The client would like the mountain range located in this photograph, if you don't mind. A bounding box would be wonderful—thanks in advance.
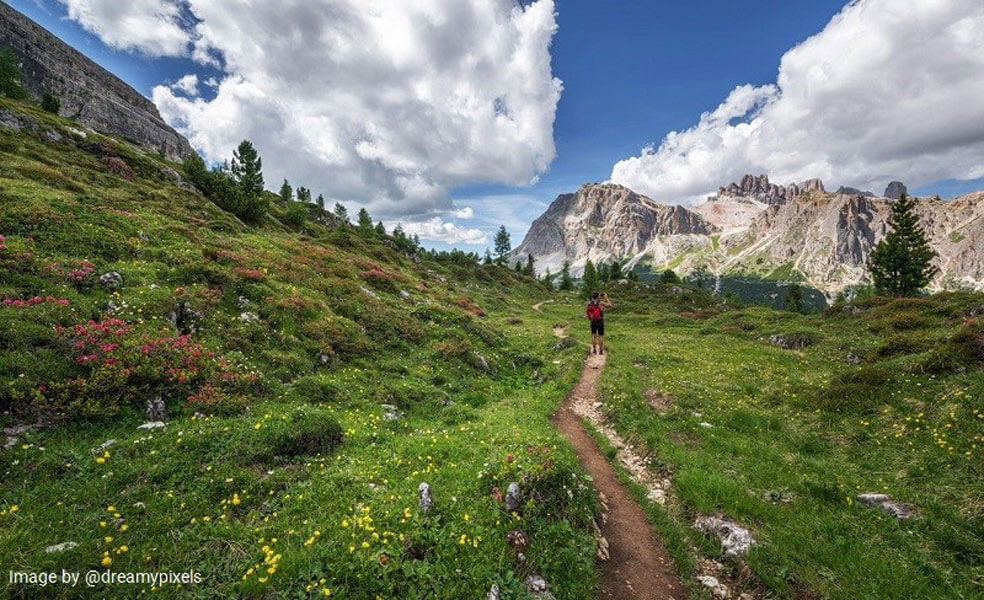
[513,175,984,297]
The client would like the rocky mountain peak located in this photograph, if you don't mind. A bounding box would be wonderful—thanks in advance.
[715,174,825,205]
[884,181,908,200]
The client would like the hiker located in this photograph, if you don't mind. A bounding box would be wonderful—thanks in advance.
[586,291,613,355]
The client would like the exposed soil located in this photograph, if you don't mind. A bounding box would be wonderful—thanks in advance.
[553,353,685,600]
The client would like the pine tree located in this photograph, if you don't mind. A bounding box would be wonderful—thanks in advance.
[582,260,599,299]
[524,253,535,277]
[40,93,60,114]
[559,260,574,291]
[278,179,293,205]
[0,47,28,100]
[598,263,611,282]
[868,194,937,296]
[493,226,511,264]
[316,194,326,210]
[785,283,804,313]
[543,268,553,289]
[483,249,493,266]
[660,269,680,284]
[357,208,373,234]
[375,221,386,236]
[230,140,264,198]
[334,202,349,224]
[609,259,624,281]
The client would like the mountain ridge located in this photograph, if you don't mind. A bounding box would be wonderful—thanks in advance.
[514,176,984,296]
[0,2,193,160]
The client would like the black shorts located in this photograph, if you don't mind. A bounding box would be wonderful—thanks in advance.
[590,319,605,335]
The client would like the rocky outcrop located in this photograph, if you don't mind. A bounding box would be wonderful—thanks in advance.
[0,2,193,160]
[511,183,716,275]
[715,174,825,206]
[884,181,908,200]
[836,186,875,197]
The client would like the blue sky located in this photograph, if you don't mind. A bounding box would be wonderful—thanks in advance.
[7,0,984,251]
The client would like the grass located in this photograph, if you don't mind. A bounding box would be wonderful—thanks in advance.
[0,97,599,598]
[594,291,984,599]
[2,95,983,599]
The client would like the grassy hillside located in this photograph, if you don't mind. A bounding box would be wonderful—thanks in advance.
[0,97,599,598]
[2,95,983,600]
[595,287,984,598]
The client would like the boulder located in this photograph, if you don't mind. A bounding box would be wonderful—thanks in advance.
[525,575,556,600]
[486,585,500,600]
[697,576,729,599]
[98,271,124,290]
[169,301,203,335]
[694,516,756,557]
[418,482,433,515]
[505,482,521,512]
[137,421,166,431]
[769,333,817,350]
[44,542,78,553]
[856,493,913,520]
[239,312,260,323]
[145,395,167,422]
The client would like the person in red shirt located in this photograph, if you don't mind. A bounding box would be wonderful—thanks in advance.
[586,291,613,355]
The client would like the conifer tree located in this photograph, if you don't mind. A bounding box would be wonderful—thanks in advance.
[334,202,349,224]
[493,226,511,264]
[868,194,937,296]
[278,179,293,205]
[524,253,535,277]
[0,47,28,100]
[316,194,326,210]
[483,249,493,266]
[582,260,599,299]
[375,221,386,236]
[230,140,264,197]
[559,260,574,291]
[357,208,373,234]
[785,283,804,313]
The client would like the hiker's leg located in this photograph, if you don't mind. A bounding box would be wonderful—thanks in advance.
[598,334,604,354]
[591,333,597,353]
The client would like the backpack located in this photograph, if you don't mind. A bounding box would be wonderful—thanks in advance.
[586,301,603,322]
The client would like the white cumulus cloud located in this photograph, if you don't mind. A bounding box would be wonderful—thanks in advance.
[62,0,562,220]
[58,0,190,56]
[611,0,984,205]
[398,217,488,246]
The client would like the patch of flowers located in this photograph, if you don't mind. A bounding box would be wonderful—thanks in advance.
[1,295,70,308]
[39,317,260,418]
[44,259,96,286]
[234,267,266,281]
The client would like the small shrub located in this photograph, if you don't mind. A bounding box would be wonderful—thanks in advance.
[283,202,308,229]
[101,156,135,180]
[252,410,343,462]
[817,366,893,414]
[40,93,61,114]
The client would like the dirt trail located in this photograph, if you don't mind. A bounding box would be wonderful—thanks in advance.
[532,299,554,312]
[553,353,685,600]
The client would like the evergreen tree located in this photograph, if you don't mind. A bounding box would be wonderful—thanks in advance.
[296,187,311,204]
[610,259,624,281]
[483,249,493,266]
[278,179,293,205]
[582,260,599,299]
[375,221,386,236]
[40,93,60,114]
[493,225,511,263]
[316,194,326,210]
[524,253,535,277]
[785,283,804,313]
[597,262,611,283]
[660,269,680,284]
[230,140,264,198]
[357,208,373,234]
[559,260,574,291]
[868,194,937,296]
[543,268,553,289]
[627,270,638,282]
[0,47,28,100]
[334,202,349,224]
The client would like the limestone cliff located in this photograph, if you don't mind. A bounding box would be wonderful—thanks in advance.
[0,2,193,160]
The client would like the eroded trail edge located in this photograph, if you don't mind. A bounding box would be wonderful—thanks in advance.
[553,353,685,600]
